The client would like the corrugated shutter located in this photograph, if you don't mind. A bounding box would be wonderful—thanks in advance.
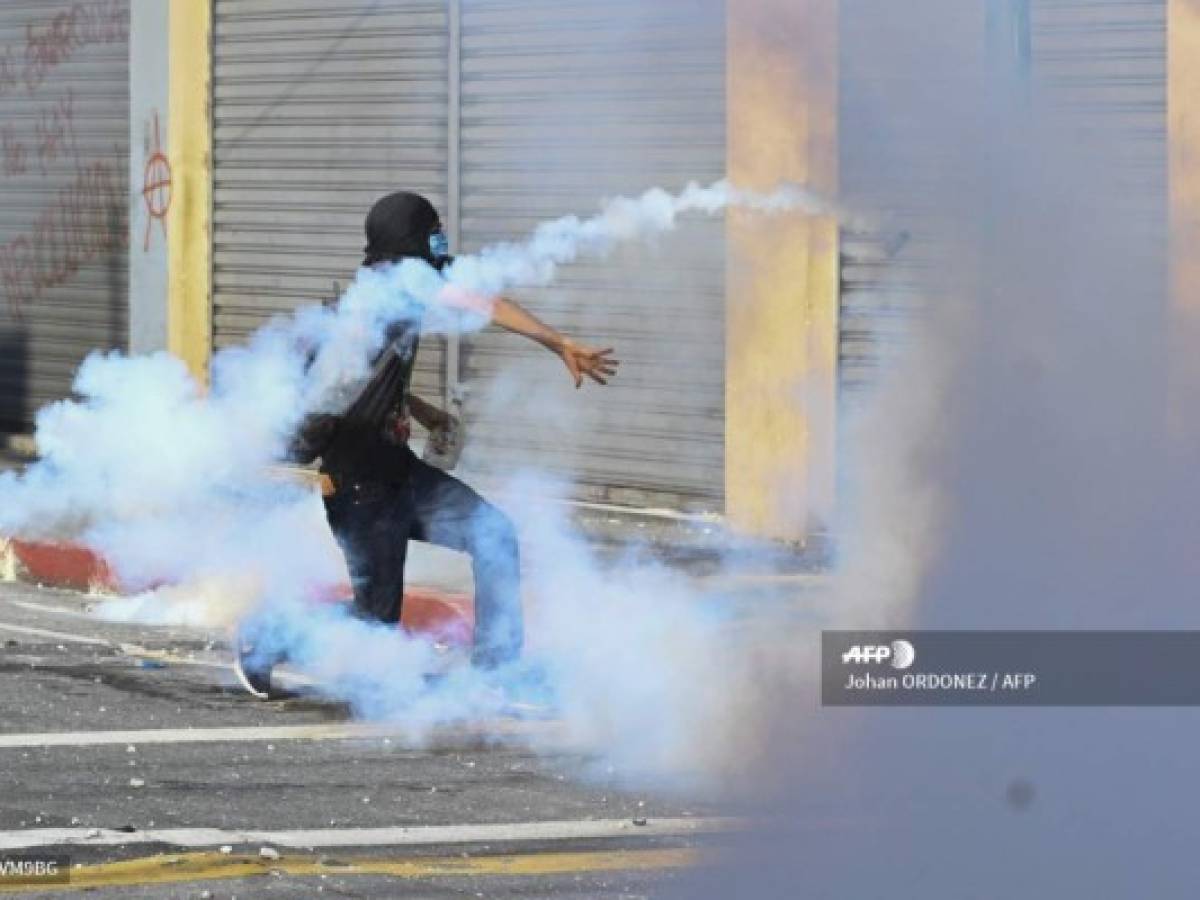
[838,0,1168,407]
[836,0,985,408]
[1029,0,1166,242]
[0,1,130,433]
[457,0,726,511]
[211,0,448,401]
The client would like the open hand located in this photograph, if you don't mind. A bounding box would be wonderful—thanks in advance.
[559,339,619,388]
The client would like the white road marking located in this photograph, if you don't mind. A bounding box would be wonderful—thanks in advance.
[0,719,564,750]
[4,600,218,647]
[0,621,109,646]
[0,611,443,694]
[0,608,239,672]
[0,817,736,851]
[0,723,391,749]
[8,598,103,621]
[0,611,412,702]
[0,615,230,672]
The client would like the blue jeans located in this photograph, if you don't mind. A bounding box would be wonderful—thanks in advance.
[322,449,523,669]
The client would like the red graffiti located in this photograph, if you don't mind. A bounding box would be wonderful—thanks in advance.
[21,1,127,96]
[1,126,28,177]
[142,111,171,252]
[0,5,130,322]
[34,89,76,175]
[0,45,20,99]
[0,153,127,320]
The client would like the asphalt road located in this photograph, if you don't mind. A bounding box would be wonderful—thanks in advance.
[0,580,731,898]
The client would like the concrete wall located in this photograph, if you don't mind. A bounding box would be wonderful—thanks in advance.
[128,0,211,387]
[128,0,170,354]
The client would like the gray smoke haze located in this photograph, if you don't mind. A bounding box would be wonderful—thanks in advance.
[682,1,1200,898]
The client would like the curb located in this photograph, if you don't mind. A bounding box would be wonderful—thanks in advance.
[0,537,474,646]
[7,538,115,593]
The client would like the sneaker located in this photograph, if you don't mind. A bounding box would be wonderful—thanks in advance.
[489,661,558,719]
[232,628,275,699]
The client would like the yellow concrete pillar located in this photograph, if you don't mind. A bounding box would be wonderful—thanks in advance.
[167,0,213,385]
[726,0,839,542]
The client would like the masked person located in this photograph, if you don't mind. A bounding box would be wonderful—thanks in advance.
[234,192,618,698]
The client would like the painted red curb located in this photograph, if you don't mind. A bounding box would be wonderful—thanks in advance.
[4,538,474,646]
[399,587,475,646]
[9,539,116,593]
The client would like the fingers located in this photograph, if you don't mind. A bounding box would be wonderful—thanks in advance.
[576,346,616,361]
[589,350,618,364]
[564,344,619,388]
[576,354,618,386]
[580,361,611,385]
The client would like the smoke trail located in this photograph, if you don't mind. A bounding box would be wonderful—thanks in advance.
[443,180,864,300]
[0,178,840,778]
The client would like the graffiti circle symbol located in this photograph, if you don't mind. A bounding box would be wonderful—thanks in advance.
[143,151,172,219]
[141,111,172,251]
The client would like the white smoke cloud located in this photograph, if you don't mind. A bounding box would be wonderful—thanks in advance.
[0,178,838,782]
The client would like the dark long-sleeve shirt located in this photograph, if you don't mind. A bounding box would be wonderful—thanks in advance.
[291,322,420,486]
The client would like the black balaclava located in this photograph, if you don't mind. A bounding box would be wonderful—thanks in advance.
[362,191,446,268]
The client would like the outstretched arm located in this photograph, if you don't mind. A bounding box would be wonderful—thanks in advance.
[489,296,619,388]
[435,285,619,387]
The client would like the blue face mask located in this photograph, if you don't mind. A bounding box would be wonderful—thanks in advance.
[429,229,450,260]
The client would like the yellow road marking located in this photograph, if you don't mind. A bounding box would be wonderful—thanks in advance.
[0,848,700,893]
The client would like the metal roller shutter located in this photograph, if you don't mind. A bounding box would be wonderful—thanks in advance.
[837,1,988,410]
[0,0,130,434]
[838,0,1167,408]
[456,0,727,511]
[1029,0,1166,243]
[211,0,449,402]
